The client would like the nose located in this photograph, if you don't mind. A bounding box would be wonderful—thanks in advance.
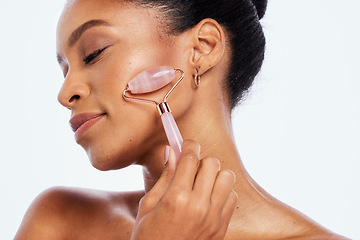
[57,73,90,109]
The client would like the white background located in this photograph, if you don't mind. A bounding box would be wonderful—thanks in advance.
[1,0,359,239]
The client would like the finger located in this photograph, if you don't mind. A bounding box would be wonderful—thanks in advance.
[217,190,238,239]
[169,140,201,191]
[192,157,220,200]
[139,146,176,212]
[197,189,237,240]
[148,146,177,197]
[210,169,236,211]
[220,190,238,228]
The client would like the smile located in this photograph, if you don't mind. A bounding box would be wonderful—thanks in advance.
[70,113,106,141]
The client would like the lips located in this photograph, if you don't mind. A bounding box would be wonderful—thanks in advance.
[70,112,106,133]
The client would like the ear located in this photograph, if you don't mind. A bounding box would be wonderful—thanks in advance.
[189,18,226,76]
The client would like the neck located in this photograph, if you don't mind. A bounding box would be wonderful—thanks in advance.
[136,74,326,239]
[137,87,307,239]
[140,94,255,196]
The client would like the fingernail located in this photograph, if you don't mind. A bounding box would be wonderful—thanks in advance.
[164,145,170,165]
[232,190,238,199]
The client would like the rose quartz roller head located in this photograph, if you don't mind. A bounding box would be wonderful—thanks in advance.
[127,66,176,94]
[123,66,184,161]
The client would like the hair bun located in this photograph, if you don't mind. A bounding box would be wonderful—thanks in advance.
[251,0,268,19]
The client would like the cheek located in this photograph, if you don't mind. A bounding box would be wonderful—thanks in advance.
[85,103,165,170]
[83,63,176,168]
[82,40,193,168]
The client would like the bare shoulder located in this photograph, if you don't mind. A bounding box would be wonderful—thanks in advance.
[282,232,351,240]
[226,192,351,240]
[279,208,352,240]
[14,186,145,240]
[275,204,352,240]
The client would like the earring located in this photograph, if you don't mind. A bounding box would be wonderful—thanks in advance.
[194,69,201,87]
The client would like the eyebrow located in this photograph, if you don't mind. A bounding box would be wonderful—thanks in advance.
[68,19,112,47]
[57,19,112,64]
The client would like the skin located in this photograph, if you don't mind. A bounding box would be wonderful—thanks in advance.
[15,0,350,239]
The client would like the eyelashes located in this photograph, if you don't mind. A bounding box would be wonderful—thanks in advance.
[83,47,108,64]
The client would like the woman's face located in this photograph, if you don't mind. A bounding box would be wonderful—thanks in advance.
[56,0,194,170]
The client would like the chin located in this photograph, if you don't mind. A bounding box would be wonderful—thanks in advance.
[86,147,136,171]
[90,159,117,171]
[89,155,132,171]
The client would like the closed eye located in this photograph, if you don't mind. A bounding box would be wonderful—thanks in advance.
[83,47,107,64]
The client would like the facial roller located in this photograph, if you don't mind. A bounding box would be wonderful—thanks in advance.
[123,66,184,161]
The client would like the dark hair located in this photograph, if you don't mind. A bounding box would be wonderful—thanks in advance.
[128,0,267,109]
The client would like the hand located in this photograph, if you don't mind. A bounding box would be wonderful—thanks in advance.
[131,140,238,240]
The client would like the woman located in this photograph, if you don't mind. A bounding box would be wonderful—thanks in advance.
[14,0,349,239]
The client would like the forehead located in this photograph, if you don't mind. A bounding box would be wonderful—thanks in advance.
[56,0,161,50]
